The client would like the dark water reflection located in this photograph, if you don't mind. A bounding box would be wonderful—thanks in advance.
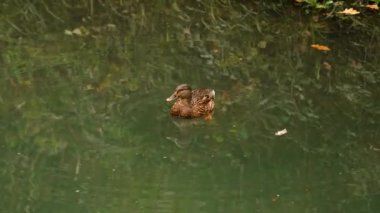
[1,1,380,212]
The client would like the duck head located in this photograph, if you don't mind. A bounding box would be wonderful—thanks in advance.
[166,84,192,102]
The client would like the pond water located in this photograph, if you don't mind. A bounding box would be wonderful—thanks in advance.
[1,1,379,212]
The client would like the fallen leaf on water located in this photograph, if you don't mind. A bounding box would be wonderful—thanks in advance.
[275,129,287,136]
[311,44,331,51]
[366,4,379,10]
[338,8,360,15]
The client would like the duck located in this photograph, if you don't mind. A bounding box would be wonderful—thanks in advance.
[166,84,215,119]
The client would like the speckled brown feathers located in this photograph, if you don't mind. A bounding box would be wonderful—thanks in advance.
[166,84,215,119]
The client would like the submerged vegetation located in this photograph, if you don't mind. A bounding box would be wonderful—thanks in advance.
[0,0,379,212]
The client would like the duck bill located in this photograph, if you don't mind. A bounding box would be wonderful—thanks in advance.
[166,93,176,102]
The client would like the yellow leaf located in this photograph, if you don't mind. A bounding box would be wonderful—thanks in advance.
[338,8,360,15]
[366,4,379,10]
[311,44,331,51]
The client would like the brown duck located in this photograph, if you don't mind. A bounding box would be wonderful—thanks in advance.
[166,84,215,119]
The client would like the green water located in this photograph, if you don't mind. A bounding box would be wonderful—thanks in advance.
[1,1,379,212]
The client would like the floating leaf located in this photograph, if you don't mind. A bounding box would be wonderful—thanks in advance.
[311,44,331,51]
[338,8,360,15]
[275,128,287,136]
[366,4,379,10]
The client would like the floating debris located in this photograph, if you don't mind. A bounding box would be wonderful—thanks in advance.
[366,4,379,10]
[275,128,287,136]
[311,44,331,51]
[338,8,360,15]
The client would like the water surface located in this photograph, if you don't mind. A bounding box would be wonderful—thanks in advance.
[1,1,379,212]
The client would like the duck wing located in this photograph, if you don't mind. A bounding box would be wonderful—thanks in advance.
[191,89,215,117]
[191,89,215,104]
